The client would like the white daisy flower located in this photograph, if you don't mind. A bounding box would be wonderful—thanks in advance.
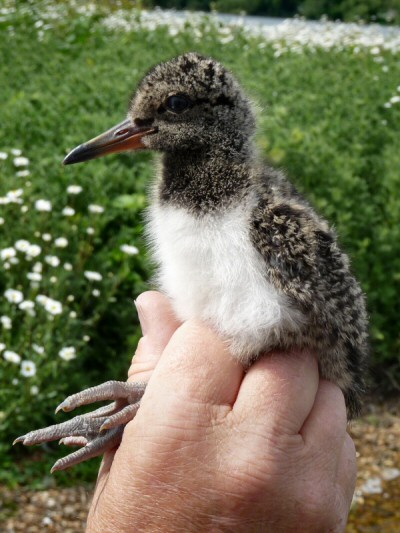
[0,342,5,352]
[35,294,49,305]
[11,149,22,156]
[1,316,12,329]
[0,217,4,225]
[45,255,60,267]
[6,189,24,203]
[64,262,73,271]
[19,300,35,311]
[30,385,39,395]
[88,204,104,214]
[15,239,30,252]
[32,344,45,354]
[59,346,76,361]
[92,289,100,297]
[42,233,52,242]
[27,272,42,282]
[3,350,21,364]
[44,298,62,315]
[13,156,29,166]
[0,197,10,204]
[69,310,77,319]
[33,262,42,273]
[16,169,30,177]
[4,289,24,304]
[35,199,52,212]
[67,184,83,194]
[21,360,36,377]
[86,227,95,235]
[26,244,41,258]
[120,244,139,255]
[1,247,16,261]
[84,270,102,281]
[62,206,75,216]
[0,151,8,160]
[54,237,68,247]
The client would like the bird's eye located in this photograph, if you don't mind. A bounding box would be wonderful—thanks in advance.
[165,95,192,114]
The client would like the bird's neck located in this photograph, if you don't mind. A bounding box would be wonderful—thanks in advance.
[158,146,253,214]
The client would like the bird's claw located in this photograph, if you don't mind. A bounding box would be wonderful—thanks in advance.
[14,380,146,472]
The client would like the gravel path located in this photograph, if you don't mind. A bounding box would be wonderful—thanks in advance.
[1,400,399,532]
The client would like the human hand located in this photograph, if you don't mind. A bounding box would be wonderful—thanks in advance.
[87,291,356,532]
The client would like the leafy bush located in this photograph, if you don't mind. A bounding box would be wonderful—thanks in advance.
[140,0,400,23]
[1,1,399,485]
[210,0,268,16]
[300,0,400,24]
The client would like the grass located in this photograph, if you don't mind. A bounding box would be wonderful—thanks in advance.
[0,1,399,486]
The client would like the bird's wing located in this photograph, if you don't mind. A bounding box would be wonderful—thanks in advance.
[249,197,328,304]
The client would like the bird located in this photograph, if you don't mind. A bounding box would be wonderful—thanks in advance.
[15,52,368,472]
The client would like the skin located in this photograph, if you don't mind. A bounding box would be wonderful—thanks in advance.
[87,291,356,533]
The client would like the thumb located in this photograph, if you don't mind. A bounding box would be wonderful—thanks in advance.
[92,291,180,485]
[128,291,181,382]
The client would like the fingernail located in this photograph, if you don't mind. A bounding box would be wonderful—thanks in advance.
[134,299,147,335]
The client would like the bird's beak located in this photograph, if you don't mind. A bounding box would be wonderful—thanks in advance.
[63,119,157,165]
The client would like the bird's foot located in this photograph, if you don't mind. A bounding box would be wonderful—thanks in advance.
[14,380,146,472]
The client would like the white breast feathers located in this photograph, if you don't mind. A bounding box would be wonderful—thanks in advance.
[147,197,305,364]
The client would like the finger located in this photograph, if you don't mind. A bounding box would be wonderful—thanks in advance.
[93,447,116,492]
[98,448,116,478]
[301,380,347,452]
[123,291,179,466]
[143,320,244,408]
[336,432,357,506]
[88,447,115,531]
[234,350,319,435]
[99,291,180,479]
[128,291,181,382]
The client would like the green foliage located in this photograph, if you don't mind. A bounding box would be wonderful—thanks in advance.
[300,0,400,23]
[139,0,400,23]
[18,0,400,22]
[1,2,399,486]
[210,0,265,16]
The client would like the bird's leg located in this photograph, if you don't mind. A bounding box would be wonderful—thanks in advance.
[14,380,146,472]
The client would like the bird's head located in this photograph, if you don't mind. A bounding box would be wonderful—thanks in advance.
[63,53,256,165]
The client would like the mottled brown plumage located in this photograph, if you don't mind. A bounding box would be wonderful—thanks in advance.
[15,53,368,472]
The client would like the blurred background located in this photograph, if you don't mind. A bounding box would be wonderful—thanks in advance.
[0,0,399,531]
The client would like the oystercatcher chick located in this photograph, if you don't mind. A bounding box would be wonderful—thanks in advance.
[15,53,368,472]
